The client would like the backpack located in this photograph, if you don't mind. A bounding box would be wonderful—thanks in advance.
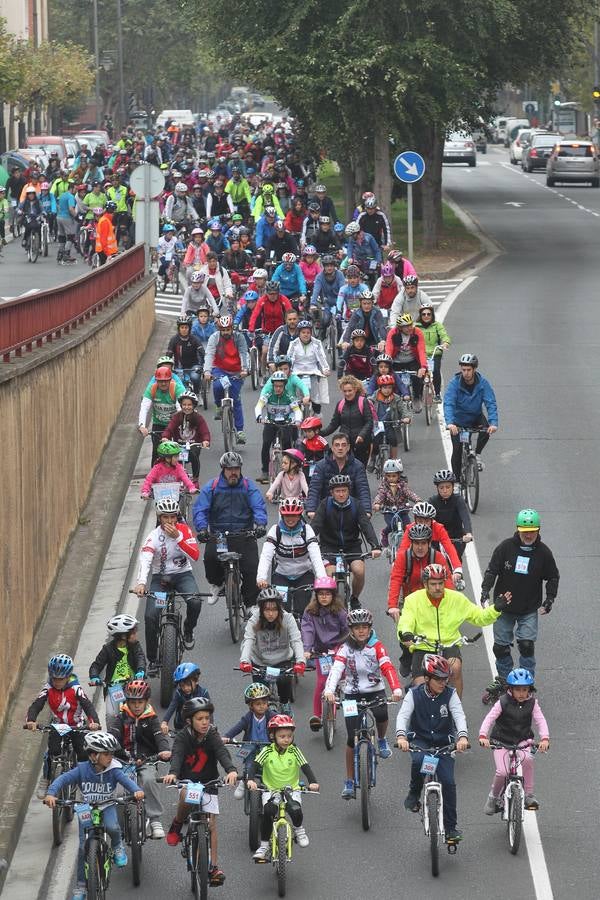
[273,523,307,554]
[403,547,437,583]
[336,395,377,421]
[150,379,176,401]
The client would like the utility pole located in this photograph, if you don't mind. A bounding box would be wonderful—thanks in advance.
[93,0,101,128]
[116,0,126,130]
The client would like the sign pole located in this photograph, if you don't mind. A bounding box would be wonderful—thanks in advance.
[393,151,425,265]
[407,183,413,262]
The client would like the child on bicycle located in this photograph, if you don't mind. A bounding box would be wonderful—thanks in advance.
[366,374,411,471]
[296,416,328,483]
[44,731,143,900]
[428,469,472,562]
[266,448,308,502]
[255,370,303,483]
[161,662,211,734]
[25,654,101,798]
[366,353,404,396]
[372,459,420,547]
[222,683,279,799]
[247,714,319,859]
[108,679,172,839]
[301,576,349,732]
[163,697,238,886]
[478,667,549,813]
[161,391,210,488]
[140,439,197,499]
[88,615,146,716]
[323,607,402,798]
[396,654,469,842]
[338,329,372,380]
[191,304,217,349]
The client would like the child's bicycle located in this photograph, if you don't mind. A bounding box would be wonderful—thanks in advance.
[234,664,297,713]
[407,742,466,876]
[487,739,543,855]
[306,654,343,751]
[343,695,397,831]
[371,420,404,479]
[251,784,319,898]
[226,740,269,850]
[326,549,373,609]
[378,505,412,564]
[120,756,163,885]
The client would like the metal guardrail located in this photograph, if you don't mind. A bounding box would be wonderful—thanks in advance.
[0,245,146,362]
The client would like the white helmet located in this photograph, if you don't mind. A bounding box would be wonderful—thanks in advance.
[175,182,188,193]
[84,731,120,753]
[345,221,360,236]
[383,458,404,475]
[253,268,268,279]
[106,614,138,635]
[155,497,180,515]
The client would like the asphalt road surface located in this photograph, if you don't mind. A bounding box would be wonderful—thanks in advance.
[0,234,83,301]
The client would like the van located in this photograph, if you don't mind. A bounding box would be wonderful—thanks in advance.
[155,109,195,128]
[492,117,509,144]
[25,135,68,163]
[503,118,530,148]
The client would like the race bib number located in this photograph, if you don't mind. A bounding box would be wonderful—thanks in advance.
[373,420,385,436]
[420,755,439,775]
[515,555,530,575]
[220,375,231,390]
[154,592,168,608]
[459,431,470,443]
[75,802,92,824]
[185,783,205,805]
[265,666,281,678]
[180,446,189,463]
[236,746,251,760]
[317,656,332,675]
[277,586,289,604]
[342,699,358,717]
[108,684,125,704]
[153,482,180,502]
[51,723,72,736]
[309,462,316,477]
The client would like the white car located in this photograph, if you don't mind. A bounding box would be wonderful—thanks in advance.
[443,131,476,167]
[509,128,532,164]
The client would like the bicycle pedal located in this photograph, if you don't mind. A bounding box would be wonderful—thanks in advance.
[447,842,458,854]
[254,857,270,864]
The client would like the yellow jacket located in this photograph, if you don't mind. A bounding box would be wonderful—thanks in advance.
[397,588,500,651]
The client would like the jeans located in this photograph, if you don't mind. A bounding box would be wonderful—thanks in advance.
[493,610,539,678]
[393,363,424,400]
[409,752,458,831]
[145,571,201,662]
[212,367,244,430]
[450,415,489,478]
[203,533,259,607]
[77,803,122,883]
[175,367,202,396]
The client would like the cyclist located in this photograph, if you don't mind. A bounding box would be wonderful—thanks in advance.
[323,608,402,797]
[387,525,453,626]
[255,370,303,483]
[239,588,306,715]
[44,731,143,900]
[443,353,498,475]
[396,654,468,842]
[390,274,432,322]
[262,355,310,407]
[181,271,220,318]
[357,195,391,246]
[162,391,210,486]
[156,223,183,282]
[339,290,387,353]
[167,316,204,395]
[296,416,328,482]
[373,459,420,546]
[284,195,307,239]
[203,315,249,442]
[306,431,371,516]
[336,264,369,322]
[386,247,417,281]
[163,698,238,886]
[267,308,300,365]
[300,201,322,248]
[164,181,198,229]
[344,221,382,277]
[287,319,331,413]
[312,216,343,257]
[257,497,326,618]
[272,251,307,307]
[398,501,463,583]
[140,439,197,499]
[367,376,411,469]
[366,353,404,396]
[266,449,308,503]
[480,509,559,694]
[38,181,57,236]
[397,563,512,695]
[416,301,451,402]
[222,684,279,800]
[18,186,43,252]
[372,261,403,320]
[479,668,550,813]
[321,375,373,466]
[299,245,321,294]
[312,474,381,607]
[301,576,349,730]
[338,328,373,379]
[200,252,234,308]
[249,281,292,374]
[193,451,267,608]
[266,219,298,260]
[192,304,218,350]
[429,470,472,562]
[161,662,211,735]
[234,289,261,338]
[312,182,338,221]
[108,679,172,839]
[88,614,146,712]
[385,313,427,412]
[82,180,106,220]
[247,714,319,858]
[310,254,345,333]
[131,497,202,672]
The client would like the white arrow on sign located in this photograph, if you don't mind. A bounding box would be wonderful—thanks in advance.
[505,202,524,207]
[401,158,419,177]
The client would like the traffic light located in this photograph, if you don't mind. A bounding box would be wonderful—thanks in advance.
[553,96,562,107]
[593,86,600,104]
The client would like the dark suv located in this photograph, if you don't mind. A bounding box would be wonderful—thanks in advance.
[521,133,558,172]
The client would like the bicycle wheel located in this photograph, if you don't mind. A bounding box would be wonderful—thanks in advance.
[276,823,287,898]
[79,229,88,257]
[402,421,411,452]
[42,225,48,257]
[465,455,480,513]
[269,444,282,484]
[201,378,209,411]
[159,623,178,707]
[424,380,433,426]
[52,772,68,846]
[86,838,106,900]
[29,231,40,263]
[328,318,337,370]
[127,803,143,886]
[359,742,371,831]
[427,791,440,877]
[375,444,389,479]
[222,403,234,451]
[248,789,262,852]
[171,266,180,295]
[322,696,336,751]
[91,252,101,269]
[193,829,209,900]
[225,568,242,643]
[507,784,523,855]
[250,348,258,390]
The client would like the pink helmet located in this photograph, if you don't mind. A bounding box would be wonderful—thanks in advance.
[282,448,305,465]
[40,181,50,190]
[381,262,395,277]
[313,576,337,592]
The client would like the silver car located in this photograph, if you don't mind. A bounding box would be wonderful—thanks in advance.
[546,141,600,187]
[443,132,476,167]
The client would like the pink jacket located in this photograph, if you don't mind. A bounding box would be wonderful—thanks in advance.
[266,470,308,501]
[183,242,203,267]
[141,461,195,497]
[300,260,321,285]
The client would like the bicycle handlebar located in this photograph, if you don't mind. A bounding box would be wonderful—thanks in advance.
[233,665,295,676]
[488,739,541,752]
[407,742,470,753]
[408,632,482,648]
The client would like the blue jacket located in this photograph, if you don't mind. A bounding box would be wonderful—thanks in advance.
[193,473,267,532]
[341,307,387,344]
[47,759,138,802]
[272,263,307,297]
[311,269,346,308]
[224,707,279,741]
[191,320,217,345]
[255,215,277,250]
[163,683,211,731]
[443,371,498,427]
[39,193,57,215]
[306,450,371,514]
[347,232,381,263]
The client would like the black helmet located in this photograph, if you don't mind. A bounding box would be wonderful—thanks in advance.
[409,523,433,541]
[105,201,117,213]
[182,697,214,720]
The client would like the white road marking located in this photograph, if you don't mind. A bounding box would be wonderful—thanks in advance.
[499,162,600,223]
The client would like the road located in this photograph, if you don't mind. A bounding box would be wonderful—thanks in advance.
[0,235,83,301]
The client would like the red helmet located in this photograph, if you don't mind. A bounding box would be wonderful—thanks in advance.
[300,416,322,430]
[377,374,395,386]
[268,714,296,734]
[422,562,448,583]
[279,496,304,515]
[154,366,172,380]
[422,654,451,679]
[124,679,151,700]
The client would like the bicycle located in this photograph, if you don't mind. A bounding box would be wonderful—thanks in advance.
[405,633,482,689]
[342,695,396,831]
[160,252,182,294]
[271,580,312,625]
[372,420,404,479]
[378,506,412,563]
[486,740,542,855]
[40,214,50,258]
[326,550,373,609]
[120,756,162,885]
[407,742,464,875]
[226,740,269,850]
[204,528,257,642]
[423,347,444,426]
[455,426,485,513]
[240,328,264,390]
[24,217,41,263]
[306,653,343,751]
[211,373,241,451]
[234,664,296,712]
[395,370,420,451]
[177,440,203,485]
[262,420,293,489]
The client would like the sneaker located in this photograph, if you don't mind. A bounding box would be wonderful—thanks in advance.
[214,408,222,420]
[525,794,539,810]
[341,779,355,800]
[36,776,50,800]
[404,792,421,812]
[147,660,158,678]
[253,841,270,861]
[166,819,183,846]
[207,584,224,606]
[378,738,392,759]
[294,826,309,847]
[434,394,442,403]
[208,864,225,886]
[446,828,463,843]
[113,844,128,866]
[366,458,375,473]
[476,454,485,471]
[349,594,361,610]
[484,793,502,816]
[413,399,422,413]
[236,430,247,444]
[149,819,165,839]
[183,624,195,649]
[234,780,245,800]
[72,884,86,900]
[309,716,322,732]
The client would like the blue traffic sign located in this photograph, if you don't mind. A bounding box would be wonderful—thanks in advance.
[393,151,426,184]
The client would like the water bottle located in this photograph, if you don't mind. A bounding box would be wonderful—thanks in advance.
[216,532,227,554]
[335,554,345,574]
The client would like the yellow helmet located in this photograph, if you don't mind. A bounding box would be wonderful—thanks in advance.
[397,313,414,327]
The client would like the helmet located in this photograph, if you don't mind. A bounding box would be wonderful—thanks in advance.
[303,245,317,255]
[422,562,448,582]
[397,313,414,327]
[315,184,326,193]
[271,370,287,382]
[209,218,221,230]
[307,201,320,212]
[329,474,351,489]
[84,731,120,754]
[459,353,478,367]
[176,315,193,328]
[282,252,296,264]
[155,497,180,515]
[182,697,214,719]
[173,662,200,683]
[244,682,271,703]
[266,281,280,293]
[243,290,259,303]
[220,451,243,468]
[322,254,335,265]
[253,268,267,279]
[40,181,50,190]
[377,374,395,386]
[218,315,233,328]
[413,501,437,519]
[92,207,104,216]
[191,227,203,236]
[433,468,456,484]
[175,182,188,193]
[376,353,393,365]
[383,458,404,474]
[516,509,540,531]
[297,319,312,330]
[124,679,151,700]
[348,608,373,627]
[351,329,366,340]
[191,271,205,284]
[403,274,418,286]
[275,355,292,366]
[279,496,304,515]
[381,262,395,277]
[300,416,322,430]
[179,390,198,406]
[362,191,375,201]
[422,654,451,679]
[106,614,138,635]
[105,201,117,213]
[162,223,176,233]
[364,197,377,209]
[274,220,285,230]
[346,265,360,277]
[154,365,172,380]
[334,222,345,233]
[282,448,305,465]
[264,206,276,217]
[157,353,174,367]
[267,714,296,734]
[388,249,403,262]
[258,586,284,605]
[345,222,360,236]
[506,668,535,686]
[409,523,433,542]
[313,576,337,591]
[318,216,330,225]
[48,654,74,678]
[157,440,181,458]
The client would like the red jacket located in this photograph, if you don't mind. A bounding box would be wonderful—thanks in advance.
[385,326,427,369]
[399,521,461,571]
[377,281,401,309]
[162,411,211,445]
[388,548,452,610]
[248,293,292,334]
[284,209,305,234]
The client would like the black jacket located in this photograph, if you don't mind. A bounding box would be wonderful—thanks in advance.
[429,493,472,540]
[306,450,371,513]
[89,640,147,695]
[169,724,236,790]
[110,704,170,758]
[321,394,374,444]
[480,533,559,615]
[312,496,380,552]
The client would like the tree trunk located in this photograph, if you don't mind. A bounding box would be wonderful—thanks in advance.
[373,119,392,224]
[340,158,356,220]
[420,124,444,251]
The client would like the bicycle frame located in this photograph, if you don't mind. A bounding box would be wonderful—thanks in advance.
[353,705,378,789]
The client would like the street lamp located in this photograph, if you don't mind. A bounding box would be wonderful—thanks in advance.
[116,0,126,129]
[92,0,101,128]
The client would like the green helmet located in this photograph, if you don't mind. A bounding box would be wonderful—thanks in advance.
[156,440,181,458]
[156,354,174,367]
[515,509,540,531]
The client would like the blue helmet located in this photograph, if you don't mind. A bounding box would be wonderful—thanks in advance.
[48,654,74,678]
[242,290,259,302]
[209,218,221,230]
[506,668,534,687]
[162,223,176,234]
[173,662,200,684]
[334,222,345,233]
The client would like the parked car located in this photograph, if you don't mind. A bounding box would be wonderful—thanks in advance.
[546,140,600,187]
[26,135,68,163]
[521,133,559,172]
[492,116,509,144]
[509,128,532,164]
[443,131,476,166]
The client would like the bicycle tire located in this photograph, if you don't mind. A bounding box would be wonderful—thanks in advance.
[159,622,178,707]
[250,349,258,390]
[171,267,180,295]
[402,421,411,452]
[52,773,68,846]
[322,696,336,751]
[201,379,209,411]
[329,319,337,370]
[248,788,261,852]
[91,252,101,269]
[29,231,40,263]
[276,822,287,897]
[222,403,234,452]
[424,381,433,426]
[225,567,242,643]
[427,791,440,877]
[195,828,209,900]
[465,455,479,513]
[508,784,523,855]
[376,444,390,480]
[85,838,106,900]
[359,742,371,831]
[42,225,49,257]
[127,803,143,886]
[269,444,282,484]
[160,273,169,293]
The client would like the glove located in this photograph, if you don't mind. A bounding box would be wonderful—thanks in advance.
[89,677,101,686]
[541,599,554,614]
[256,415,262,423]
[197,529,210,543]
[480,591,490,606]
[493,593,510,612]
[254,525,267,538]
[239,661,253,674]
[400,632,414,643]
[293,662,306,676]
[134,671,145,679]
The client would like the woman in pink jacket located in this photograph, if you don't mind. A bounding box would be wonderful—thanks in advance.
[141,440,197,499]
